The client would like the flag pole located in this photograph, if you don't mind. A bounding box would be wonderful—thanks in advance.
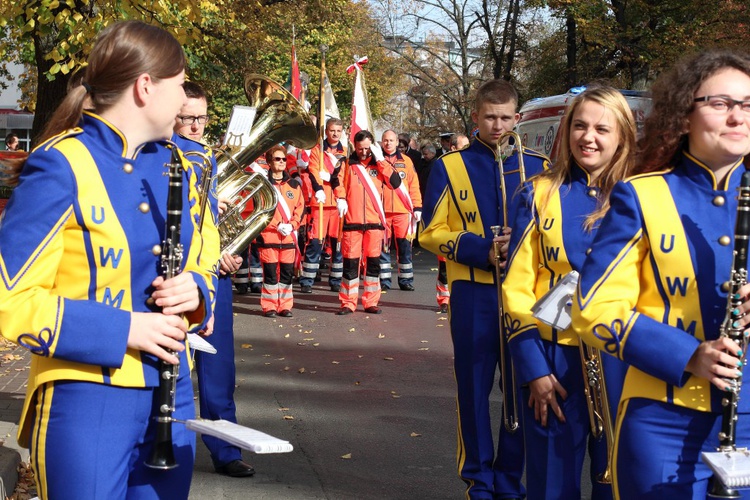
[317,44,328,246]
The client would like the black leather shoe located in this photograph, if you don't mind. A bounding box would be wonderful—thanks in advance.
[279,309,293,317]
[300,285,313,293]
[216,459,256,478]
[264,310,277,317]
[235,284,248,295]
[439,304,449,314]
[330,284,341,292]
[250,285,262,294]
[336,307,353,315]
[381,284,389,292]
[399,283,415,291]
[364,306,382,314]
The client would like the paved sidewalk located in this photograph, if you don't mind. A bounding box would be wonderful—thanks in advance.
[0,341,31,498]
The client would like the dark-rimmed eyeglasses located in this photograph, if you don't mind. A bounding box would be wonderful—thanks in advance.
[272,157,287,162]
[693,96,750,114]
[177,115,210,125]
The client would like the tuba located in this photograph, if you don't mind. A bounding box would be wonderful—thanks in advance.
[190,75,318,256]
[493,130,525,433]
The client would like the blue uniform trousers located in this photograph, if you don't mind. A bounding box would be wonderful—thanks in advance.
[520,343,617,499]
[30,378,195,499]
[195,276,242,468]
[450,281,524,499]
[615,398,750,499]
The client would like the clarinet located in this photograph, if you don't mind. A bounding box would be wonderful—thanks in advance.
[709,169,750,498]
[145,148,184,470]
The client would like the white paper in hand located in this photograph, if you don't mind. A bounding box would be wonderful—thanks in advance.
[702,450,750,488]
[186,419,293,454]
[187,333,217,354]
[531,270,579,330]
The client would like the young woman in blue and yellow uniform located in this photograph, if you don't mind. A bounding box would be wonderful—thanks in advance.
[0,21,218,499]
[503,86,636,499]
[572,50,750,498]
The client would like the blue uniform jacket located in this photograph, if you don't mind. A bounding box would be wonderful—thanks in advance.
[0,112,218,442]
[504,164,599,385]
[420,136,549,288]
[572,152,750,413]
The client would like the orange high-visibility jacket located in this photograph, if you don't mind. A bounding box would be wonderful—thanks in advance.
[381,151,421,214]
[308,140,347,209]
[341,155,401,228]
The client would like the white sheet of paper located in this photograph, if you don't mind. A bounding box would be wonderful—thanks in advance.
[223,105,257,148]
[531,270,579,330]
[187,333,217,354]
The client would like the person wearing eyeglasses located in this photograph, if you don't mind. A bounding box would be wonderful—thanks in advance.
[173,81,256,478]
[572,49,750,498]
[256,145,304,317]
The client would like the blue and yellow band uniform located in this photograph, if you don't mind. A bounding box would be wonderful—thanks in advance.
[0,112,219,499]
[420,136,548,499]
[503,164,626,499]
[572,152,750,499]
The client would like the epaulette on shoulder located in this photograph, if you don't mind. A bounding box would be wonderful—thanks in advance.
[521,146,550,162]
[624,167,674,184]
[39,127,84,152]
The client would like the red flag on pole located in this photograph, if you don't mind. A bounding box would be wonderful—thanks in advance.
[288,44,302,100]
[348,55,374,145]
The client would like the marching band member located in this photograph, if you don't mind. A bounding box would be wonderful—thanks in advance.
[336,130,400,315]
[170,81,256,478]
[572,49,750,498]
[0,21,217,498]
[503,86,636,499]
[379,129,422,291]
[258,145,305,317]
[300,117,347,293]
[420,79,548,500]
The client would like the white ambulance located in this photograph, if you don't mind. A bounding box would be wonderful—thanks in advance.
[516,87,651,161]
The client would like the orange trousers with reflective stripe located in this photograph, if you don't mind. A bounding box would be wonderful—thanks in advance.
[339,229,383,311]
[259,247,295,313]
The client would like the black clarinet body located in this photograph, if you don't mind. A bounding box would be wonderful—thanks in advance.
[145,148,184,470]
[709,169,750,498]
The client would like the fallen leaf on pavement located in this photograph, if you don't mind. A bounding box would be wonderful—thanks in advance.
[332,361,340,364]
[283,415,294,420]
[383,357,394,361]
[348,328,356,332]
[378,333,385,339]
[298,367,306,373]
[241,344,252,349]
[410,432,422,437]
[341,453,352,459]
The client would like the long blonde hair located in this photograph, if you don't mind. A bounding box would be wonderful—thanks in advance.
[535,85,637,230]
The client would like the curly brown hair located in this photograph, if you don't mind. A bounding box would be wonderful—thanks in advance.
[637,49,750,174]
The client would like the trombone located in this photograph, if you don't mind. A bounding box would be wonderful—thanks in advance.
[492,130,525,434]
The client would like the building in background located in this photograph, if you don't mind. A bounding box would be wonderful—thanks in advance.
[0,62,33,151]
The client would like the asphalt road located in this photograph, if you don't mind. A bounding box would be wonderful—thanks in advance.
[188,247,594,499]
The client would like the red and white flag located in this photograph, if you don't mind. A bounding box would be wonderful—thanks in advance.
[348,56,374,145]
[286,42,302,100]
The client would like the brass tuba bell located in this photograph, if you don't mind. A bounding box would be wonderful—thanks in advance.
[193,75,318,257]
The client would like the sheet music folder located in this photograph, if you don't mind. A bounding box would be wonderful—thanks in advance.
[702,450,750,488]
[186,419,293,454]
[531,270,579,330]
